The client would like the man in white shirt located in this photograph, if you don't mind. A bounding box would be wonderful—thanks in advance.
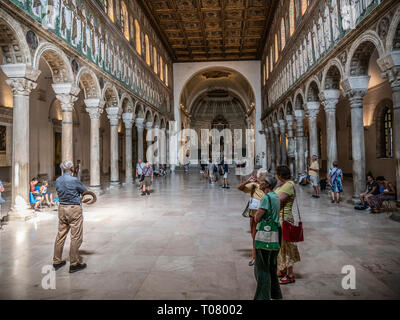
[136,159,146,187]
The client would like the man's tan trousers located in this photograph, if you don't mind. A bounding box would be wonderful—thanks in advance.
[53,204,83,266]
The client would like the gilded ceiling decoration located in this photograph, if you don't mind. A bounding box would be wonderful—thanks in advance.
[139,0,279,62]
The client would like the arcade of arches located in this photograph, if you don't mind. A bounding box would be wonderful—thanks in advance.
[0,0,400,300]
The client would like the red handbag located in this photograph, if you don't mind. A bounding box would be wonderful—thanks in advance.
[281,183,304,242]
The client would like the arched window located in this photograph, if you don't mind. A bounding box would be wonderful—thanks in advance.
[160,56,164,81]
[289,0,295,36]
[281,18,286,49]
[274,34,279,62]
[165,64,168,86]
[270,47,273,72]
[301,0,308,15]
[266,56,269,80]
[383,106,393,158]
[145,35,150,65]
[153,47,158,73]
[120,1,129,40]
[105,0,114,22]
[135,19,141,54]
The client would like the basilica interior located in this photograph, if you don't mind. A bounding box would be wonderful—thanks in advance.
[0,0,400,300]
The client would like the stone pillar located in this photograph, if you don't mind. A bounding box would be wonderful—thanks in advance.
[306,101,320,159]
[278,119,287,165]
[145,121,153,163]
[122,113,134,184]
[286,115,296,177]
[273,122,281,166]
[85,98,104,192]
[263,128,270,172]
[135,118,145,161]
[153,124,160,168]
[342,76,370,199]
[106,107,121,185]
[267,127,276,174]
[0,64,40,214]
[378,53,400,202]
[160,128,167,165]
[295,109,306,176]
[52,83,80,162]
[320,90,340,170]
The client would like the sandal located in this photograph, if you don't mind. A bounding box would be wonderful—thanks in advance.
[277,272,286,278]
[279,275,295,284]
[248,259,255,266]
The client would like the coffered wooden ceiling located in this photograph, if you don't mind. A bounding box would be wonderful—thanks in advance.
[139,0,279,62]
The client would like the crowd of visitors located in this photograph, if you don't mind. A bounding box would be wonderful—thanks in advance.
[199,158,231,188]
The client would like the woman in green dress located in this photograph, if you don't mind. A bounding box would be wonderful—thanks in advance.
[275,165,300,284]
[254,175,282,300]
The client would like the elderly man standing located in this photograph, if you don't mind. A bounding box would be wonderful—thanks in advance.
[53,160,88,273]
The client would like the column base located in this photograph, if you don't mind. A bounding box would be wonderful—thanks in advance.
[110,181,120,187]
[7,206,37,221]
[89,185,104,196]
[170,164,176,172]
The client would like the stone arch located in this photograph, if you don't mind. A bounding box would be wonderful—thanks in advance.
[321,58,344,90]
[0,8,32,64]
[135,103,145,118]
[160,118,166,129]
[286,100,294,115]
[33,42,74,83]
[345,31,385,77]
[144,108,153,123]
[278,105,285,119]
[305,77,320,102]
[293,88,305,106]
[76,67,101,99]
[153,113,160,127]
[120,92,134,112]
[102,82,119,108]
[385,3,400,52]
[295,92,305,110]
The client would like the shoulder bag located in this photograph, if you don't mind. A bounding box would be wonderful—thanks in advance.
[281,182,304,242]
[254,194,280,250]
[140,167,149,182]
[242,184,256,218]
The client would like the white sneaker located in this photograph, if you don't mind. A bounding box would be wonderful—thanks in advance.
[365,206,371,211]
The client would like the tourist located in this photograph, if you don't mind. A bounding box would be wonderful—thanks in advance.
[141,162,154,196]
[74,160,81,180]
[253,175,282,300]
[220,159,229,189]
[136,159,145,180]
[29,177,43,211]
[53,160,88,273]
[0,179,5,205]
[40,180,55,207]
[355,174,379,210]
[309,155,320,198]
[367,176,396,213]
[275,165,300,285]
[328,161,344,204]
[237,168,268,266]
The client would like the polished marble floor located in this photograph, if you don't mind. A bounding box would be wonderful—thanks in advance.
[0,170,400,300]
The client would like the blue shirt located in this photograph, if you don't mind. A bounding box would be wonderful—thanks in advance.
[56,173,88,205]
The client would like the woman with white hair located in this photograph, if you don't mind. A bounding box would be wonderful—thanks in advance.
[237,168,268,266]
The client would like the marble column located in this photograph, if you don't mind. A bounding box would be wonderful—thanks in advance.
[320,90,340,169]
[267,127,276,174]
[273,122,281,166]
[52,83,80,162]
[154,124,160,167]
[342,76,369,199]
[306,101,320,158]
[135,118,145,161]
[286,115,296,177]
[278,119,287,165]
[378,53,400,201]
[145,121,153,163]
[106,107,121,185]
[160,128,167,165]
[1,64,41,213]
[295,109,306,176]
[263,128,270,172]
[122,113,134,184]
[85,98,104,192]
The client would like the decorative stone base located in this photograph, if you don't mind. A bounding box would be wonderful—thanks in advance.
[109,181,121,188]
[6,208,37,221]
[89,186,104,196]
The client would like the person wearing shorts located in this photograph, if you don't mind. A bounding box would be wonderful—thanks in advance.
[141,162,153,196]
[309,155,320,198]
[221,160,229,189]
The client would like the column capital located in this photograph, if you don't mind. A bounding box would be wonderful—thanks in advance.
[377,51,400,87]
[85,98,104,120]
[286,115,295,127]
[278,119,286,133]
[294,109,305,120]
[305,101,320,119]
[272,122,279,134]
[341,76,369,100]
[135,117,145,130]
[122,112,134,129]
[145,122,153,130]
[106,107,121,126]
[1,64,41,96]
[319,89,340,113]
[53,83,80,110]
